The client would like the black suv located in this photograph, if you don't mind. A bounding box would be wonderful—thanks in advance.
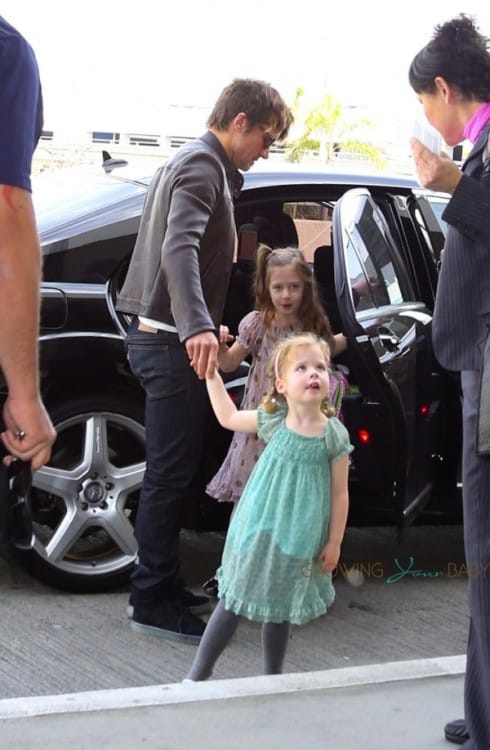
[13,161,459,592]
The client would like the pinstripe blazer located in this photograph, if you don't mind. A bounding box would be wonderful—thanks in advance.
[432,121,490,372]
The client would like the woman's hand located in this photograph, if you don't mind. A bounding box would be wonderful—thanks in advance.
[410,138,462,194]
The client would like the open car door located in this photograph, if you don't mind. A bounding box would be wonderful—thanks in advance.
[332,188,444,525]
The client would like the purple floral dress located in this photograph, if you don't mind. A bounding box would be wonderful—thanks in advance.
[206,311,303,504]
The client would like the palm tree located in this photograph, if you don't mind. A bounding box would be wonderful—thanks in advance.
[286,88,386,168]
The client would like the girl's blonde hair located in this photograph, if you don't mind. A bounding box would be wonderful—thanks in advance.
[262,333,335,417]
[254,244,334,348]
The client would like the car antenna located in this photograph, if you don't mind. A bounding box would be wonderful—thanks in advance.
[102,150,128,173]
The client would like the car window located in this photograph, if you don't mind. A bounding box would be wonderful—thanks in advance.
[335,190,414,312]
[43,231,138,284]
[33,171,147,245]
[239,190,413,315]
[343,195,403,310]
[283,202,332,263]
[425,196,448,235]
[284,197,406,309]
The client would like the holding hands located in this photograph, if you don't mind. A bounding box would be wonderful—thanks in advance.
[186,326,235,379]
[186,331,220,380]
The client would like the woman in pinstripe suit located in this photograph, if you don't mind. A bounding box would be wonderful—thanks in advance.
[409,14,490,749]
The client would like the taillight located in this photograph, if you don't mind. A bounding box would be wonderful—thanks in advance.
[358,428,371,445]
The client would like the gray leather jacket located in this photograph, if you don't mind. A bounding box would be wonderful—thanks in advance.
[117,132,242,342]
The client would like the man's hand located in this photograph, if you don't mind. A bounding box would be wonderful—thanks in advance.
[186,331,219,379]
[410,137,462,194]
[1,394,57,470]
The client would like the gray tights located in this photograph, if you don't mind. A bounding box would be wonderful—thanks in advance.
[185,598,291,681]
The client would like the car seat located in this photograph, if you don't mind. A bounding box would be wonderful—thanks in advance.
[253,209,299,249]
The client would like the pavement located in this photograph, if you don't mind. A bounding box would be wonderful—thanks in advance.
[0,654,466,749]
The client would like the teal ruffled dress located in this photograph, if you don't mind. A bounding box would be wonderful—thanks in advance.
[216,405,353,625]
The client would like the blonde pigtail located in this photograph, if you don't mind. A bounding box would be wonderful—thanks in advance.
[321,398,336,418]
[262,384,285,413]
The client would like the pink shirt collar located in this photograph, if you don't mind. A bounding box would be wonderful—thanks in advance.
[463,102,490,144]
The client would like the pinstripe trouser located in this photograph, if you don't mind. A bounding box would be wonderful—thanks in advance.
[461,370,490,749]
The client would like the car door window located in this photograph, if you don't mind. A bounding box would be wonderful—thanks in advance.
[342,194,405,311]
[411,193,448,264]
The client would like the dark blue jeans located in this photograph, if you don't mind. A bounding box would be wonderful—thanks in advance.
[125,321,209,603]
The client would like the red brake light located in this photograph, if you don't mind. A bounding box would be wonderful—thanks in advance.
[358,429,371,445]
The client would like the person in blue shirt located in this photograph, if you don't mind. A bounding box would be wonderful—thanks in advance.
[0,16,56,470]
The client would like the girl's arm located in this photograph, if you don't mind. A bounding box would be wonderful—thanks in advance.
[218,339,248,372]
[332,333,347,356]
[206,369,258,433]
[319,454,349,573]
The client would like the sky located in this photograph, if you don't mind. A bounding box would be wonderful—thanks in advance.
[2,1,490,143]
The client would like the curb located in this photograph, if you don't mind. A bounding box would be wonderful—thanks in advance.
[0,654,466,721]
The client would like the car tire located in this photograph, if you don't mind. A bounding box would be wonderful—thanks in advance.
[12,388,145,592]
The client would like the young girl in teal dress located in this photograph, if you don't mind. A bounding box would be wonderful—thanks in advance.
[186,333,352,680]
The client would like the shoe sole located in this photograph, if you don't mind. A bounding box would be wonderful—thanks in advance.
[126,601,212,619]
[130,619,203,645]
[443,733,468,746]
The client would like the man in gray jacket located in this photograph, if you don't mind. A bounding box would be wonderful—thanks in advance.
[117,79,293,643]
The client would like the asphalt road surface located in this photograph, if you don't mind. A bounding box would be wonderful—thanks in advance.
[0,523,468,700]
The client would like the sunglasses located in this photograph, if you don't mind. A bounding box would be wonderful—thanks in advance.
[259,127,276,150]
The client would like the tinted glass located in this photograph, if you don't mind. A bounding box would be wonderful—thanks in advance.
[340,194,404,310]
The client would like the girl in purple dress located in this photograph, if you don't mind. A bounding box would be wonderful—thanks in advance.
[203,244,347,595]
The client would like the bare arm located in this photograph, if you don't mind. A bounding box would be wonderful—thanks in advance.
[332,333,347,356]
[0,185,56,469]
[319,453,349,572]
[218,339,248,373]
[206,369,258,433]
